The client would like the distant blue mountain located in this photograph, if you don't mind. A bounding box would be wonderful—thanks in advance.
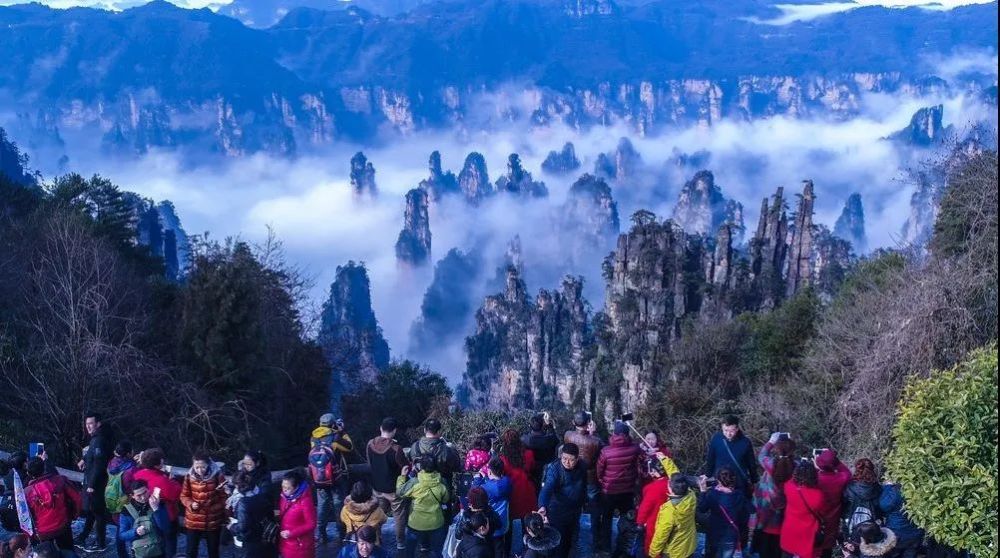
[0,0,995,156]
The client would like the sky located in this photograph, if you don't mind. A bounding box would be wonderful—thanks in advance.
[0,0,994,16]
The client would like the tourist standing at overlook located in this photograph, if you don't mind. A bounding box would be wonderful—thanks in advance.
[698,468,753,558]
[595,421,641,556]
[780,460,827,558]
[704,416,757,496]
[815,450,851,558]
[180,451,228,558]
[133,448,182,558]
[521,414,560,490]
[279,469,317,558]
[562,411,603,552]
[25,456,81,553]
[77,412,115,552]
[648,474,697,558]
[366,418,409,555]
[537,443,587,558]
[753,433,797,558]
[309,414,353,545]
[410,419,462,491]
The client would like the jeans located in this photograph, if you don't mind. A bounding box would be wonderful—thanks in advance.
[164,520,178,558]
[316,486,344,540]
[712,541,739,558]
[185,529,221,558]
[586,483,602,552]
[375,490,409,549]
[597,492,634,553]
[406,526,446,558]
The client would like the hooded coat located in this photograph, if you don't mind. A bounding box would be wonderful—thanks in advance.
[597,434,641,495]
[396,470,449,532]
[842,481,882,535]
[522,524,561,558]
[816,463,852,548]
[410,437,462,485]
[878,484,923,543]
[648,492,697,558]
[366,436,407,495]
[180,462,227,531]
[133,468,183,523]
[637,456,679,556]
[340,496,388,543]
[278,483,317,558]
[25,473,82,539]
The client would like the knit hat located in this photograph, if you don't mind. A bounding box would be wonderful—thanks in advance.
[613,421,629,436]
[815,449,840,471]
[319,413,335,427]
[356,525,377,544]
[467,486,489,510]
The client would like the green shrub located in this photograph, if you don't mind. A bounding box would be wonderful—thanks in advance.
[885,344,998,558]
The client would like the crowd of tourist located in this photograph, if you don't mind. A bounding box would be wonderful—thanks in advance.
[0,411,933,558]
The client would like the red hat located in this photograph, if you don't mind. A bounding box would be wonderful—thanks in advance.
[816,449,840,471]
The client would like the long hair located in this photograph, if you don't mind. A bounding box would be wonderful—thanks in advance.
[500,428,525,469]
[717,467,737,489]
[793,460,819,488]
[772,438,797,485]
[853,458,879,484]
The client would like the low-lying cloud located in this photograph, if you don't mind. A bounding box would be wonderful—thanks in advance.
[12,71,998,383]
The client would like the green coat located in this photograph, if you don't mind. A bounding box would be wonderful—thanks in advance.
[396,471,448,531]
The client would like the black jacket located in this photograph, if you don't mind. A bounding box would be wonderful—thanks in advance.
[83,425,114,490]
[231,492,273,544]
[842,481,883,535]
[522,525,562,558]
[457,532,495,558]
[521,429,560,484]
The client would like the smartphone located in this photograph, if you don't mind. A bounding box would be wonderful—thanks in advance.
[29,442,44,458]
[152,487,162,499]
[620,412,635,422]
[813,448,828,458]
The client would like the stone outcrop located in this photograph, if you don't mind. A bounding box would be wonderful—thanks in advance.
[419,151,460,201]
[786,180,816,297]
[458,152,493,205]
[460,179,856,416]
[495,154,548,198]
[318,262,390,403]
[834,193,866,253]
[672,170,745,241]
[560,173,621,268]
[891,104,948,146]
[460,265,591,410]
[594,137,641,184]
[541,142,581,175]
[350,151,378,198]
[395,187,432,266]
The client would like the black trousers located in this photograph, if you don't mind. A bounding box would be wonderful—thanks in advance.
[186,529,222,558]
[597,492,634,553]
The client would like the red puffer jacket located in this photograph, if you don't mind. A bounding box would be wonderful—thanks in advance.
[25,473,82,539]
[596,434,641,495]
[133,468,183,522]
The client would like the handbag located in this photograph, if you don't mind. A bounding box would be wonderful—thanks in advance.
[259,517,280,545]
[795,485,827,549]
[443,516,461,558]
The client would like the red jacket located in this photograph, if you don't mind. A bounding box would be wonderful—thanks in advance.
[596,434,641,495]
[133,468,183,522]
[500,454,537,520]
[25,473,82,539]
[279,486,317,558]
[816,463,851,548]
[780,480,826,558]
[636,477,670,556]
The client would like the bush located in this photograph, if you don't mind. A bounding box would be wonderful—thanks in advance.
[885,344,998,558]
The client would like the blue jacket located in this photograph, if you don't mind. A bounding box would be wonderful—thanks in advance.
[119,502,171,545]
[698,488,754,544]
[538,462,586,527]
[879,484,924,542]
[704,432,758,488]
[472,475,512,537]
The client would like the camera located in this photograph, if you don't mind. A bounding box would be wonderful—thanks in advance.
[813,448,828,458]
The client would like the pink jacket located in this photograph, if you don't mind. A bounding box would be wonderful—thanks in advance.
[464,449,491,473]
[279,485,316,558]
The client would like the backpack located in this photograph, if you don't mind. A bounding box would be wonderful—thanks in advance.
[308,445,344,487]
[125,504,163,558]
[105,471,128,514]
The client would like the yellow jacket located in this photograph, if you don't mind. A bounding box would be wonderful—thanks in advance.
[648,491,697,558]
[310,426,353,453]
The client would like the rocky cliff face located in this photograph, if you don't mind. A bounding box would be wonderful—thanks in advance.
[672,170,745,241]
[458,152,493,205]
[594,137,641,185]
[559,173,621,268]
[460,265,591,410]
[318,262,390,403]
[419,151,460,201]
[350,151,378,198]
[541,142,581,175]
[130,195,190,281]
[834,193,866,254]
[495,154,548,198]
[395,187,432,266]
[891,104,948,146]
[460,180,856,415]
